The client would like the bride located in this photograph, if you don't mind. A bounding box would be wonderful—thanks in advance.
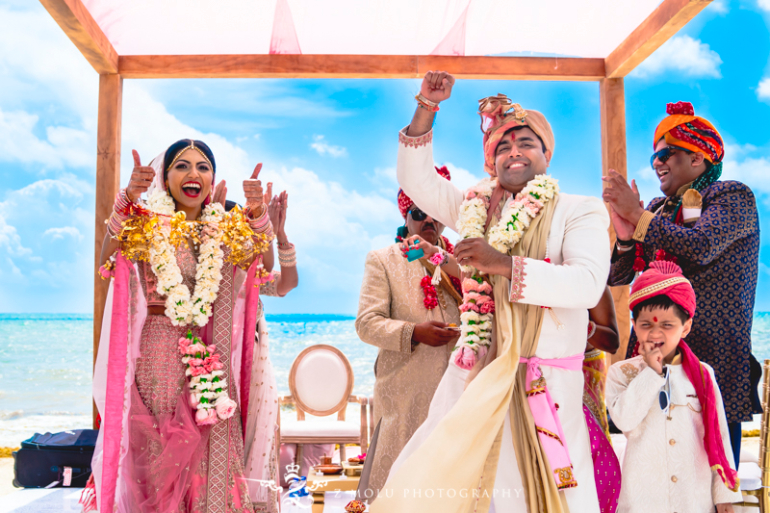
[86,139,279,513]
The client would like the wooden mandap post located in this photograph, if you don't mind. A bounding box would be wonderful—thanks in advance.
[599,77,631,364]
[93,73,123,427]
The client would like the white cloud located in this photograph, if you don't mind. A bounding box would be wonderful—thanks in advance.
[0,214,31,257]
[710,0,728,13]
[0,108,92,170]
[44,227,83,241]
[757,78,770,101]
[310,135,348,158]
[442,163,485,192]
[265,166,399,249]
[759,0,770,11]
[633,36,722,79]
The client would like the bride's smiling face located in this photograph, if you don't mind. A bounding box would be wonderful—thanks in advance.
[165,149,214,212]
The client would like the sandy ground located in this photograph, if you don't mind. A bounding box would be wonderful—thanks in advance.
[0,458,16,497]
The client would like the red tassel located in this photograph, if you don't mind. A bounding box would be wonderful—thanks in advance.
[666,101,694,116]
[79,474,97,512]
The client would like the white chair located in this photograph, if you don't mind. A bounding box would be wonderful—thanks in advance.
[278,345,369,466]
[737,359,770,512]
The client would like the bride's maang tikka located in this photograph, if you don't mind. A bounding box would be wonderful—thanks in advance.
[166,140,214,171]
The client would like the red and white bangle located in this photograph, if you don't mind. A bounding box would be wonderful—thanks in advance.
[278,242,296,267]
[587,320,597,340]
[246,207,274,238]
[106,189,133,237]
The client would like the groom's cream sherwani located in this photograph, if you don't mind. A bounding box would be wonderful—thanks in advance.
[383,128,611,512]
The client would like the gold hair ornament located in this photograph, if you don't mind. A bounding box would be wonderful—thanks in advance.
[166,140,213,171]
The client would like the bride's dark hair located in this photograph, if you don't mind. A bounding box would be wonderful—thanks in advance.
[163,139,216,184]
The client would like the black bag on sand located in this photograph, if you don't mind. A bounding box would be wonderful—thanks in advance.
[12,429,98,488]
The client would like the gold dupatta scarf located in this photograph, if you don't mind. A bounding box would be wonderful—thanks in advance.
[371,195,564,513]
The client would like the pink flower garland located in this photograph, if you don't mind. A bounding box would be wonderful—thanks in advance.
[178,330,237,425]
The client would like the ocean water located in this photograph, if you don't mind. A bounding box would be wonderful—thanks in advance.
[2,313,769,447]
[0,313,377,447]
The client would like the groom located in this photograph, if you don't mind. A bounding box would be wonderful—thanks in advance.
[370,73,611,513]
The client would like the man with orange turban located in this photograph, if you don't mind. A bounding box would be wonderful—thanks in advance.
[603,101,761,466]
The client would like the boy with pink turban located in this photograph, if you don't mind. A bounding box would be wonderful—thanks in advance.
[606,261,742,513]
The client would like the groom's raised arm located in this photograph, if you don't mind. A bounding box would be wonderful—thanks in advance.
[396,71,464,232]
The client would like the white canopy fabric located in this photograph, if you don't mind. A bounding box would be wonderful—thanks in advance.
[82,0,663,58]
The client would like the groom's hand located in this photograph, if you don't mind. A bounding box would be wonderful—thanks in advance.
[454,238,512,277]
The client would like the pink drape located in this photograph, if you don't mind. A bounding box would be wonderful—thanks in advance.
[520,353,584,489]
[100,252,131,513]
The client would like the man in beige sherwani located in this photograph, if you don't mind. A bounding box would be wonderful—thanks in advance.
[355,166,462,500]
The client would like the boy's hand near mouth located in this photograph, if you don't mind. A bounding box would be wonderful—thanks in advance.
[639,339,664,375]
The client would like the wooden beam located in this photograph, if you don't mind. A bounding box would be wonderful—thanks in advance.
[93,74,122,426]
[605,0,712,78]
[39,0,118,74]
[118,54,606,81]
[599,77,631,363]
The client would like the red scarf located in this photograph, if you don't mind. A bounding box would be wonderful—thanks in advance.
[678,339,739,491]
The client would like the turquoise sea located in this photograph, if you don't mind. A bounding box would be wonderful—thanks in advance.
[2,312,769,447]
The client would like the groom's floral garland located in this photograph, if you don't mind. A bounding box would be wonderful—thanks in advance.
[452,175,559,370]
[117,189,271,425]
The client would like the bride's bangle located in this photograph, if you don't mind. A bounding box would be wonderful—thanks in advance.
[278,242,296,267]
[107,189,133,237]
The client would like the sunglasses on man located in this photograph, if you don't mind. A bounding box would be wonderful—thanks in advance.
[409,207,429,222]
[650,145,692,169]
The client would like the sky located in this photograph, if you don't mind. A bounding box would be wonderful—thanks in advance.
[1,0,769,314]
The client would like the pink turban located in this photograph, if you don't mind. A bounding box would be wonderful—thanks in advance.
[629,261,696,318]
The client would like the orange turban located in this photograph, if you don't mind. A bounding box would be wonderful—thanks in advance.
[653,102,724,164]
[478,94,555,176]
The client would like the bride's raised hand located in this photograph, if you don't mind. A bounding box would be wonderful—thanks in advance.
[243,163,271,217]
[126,150,155,202]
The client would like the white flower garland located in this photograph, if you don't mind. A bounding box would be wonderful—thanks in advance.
[145,189,235,425]
[146,189,225,327]
[452,174,559,370]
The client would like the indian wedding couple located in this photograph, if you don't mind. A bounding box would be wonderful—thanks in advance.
[87,69,759,513]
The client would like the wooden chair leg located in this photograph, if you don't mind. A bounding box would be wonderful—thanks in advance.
[297,443,304,473]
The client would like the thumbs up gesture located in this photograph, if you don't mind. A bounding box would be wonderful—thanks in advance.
[243,163,272,218]
[126,150,156,202]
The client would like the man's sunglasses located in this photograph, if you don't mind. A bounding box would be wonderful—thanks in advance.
[650,145,692,169]
[409,207,429,222]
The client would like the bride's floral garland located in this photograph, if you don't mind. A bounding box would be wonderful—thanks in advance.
[179,330,236,425]
[117,189,272,425]
[146,189,226,327]
[452,175,559,370]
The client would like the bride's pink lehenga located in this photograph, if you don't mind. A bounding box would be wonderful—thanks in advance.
[125,245,255,512]
[90,241,278,513]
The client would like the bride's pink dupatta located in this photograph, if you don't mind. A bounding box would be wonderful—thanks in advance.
[91,252,266,512]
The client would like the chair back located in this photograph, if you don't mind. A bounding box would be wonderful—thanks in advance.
[761,359,770,491]
[289,344,354,418]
